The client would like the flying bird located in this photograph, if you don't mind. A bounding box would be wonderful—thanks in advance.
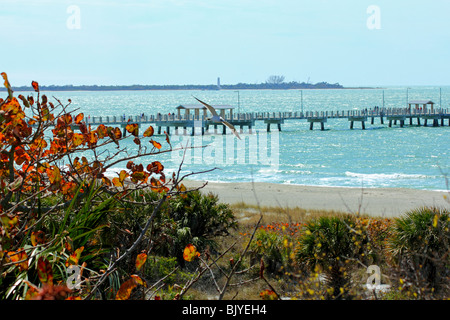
[194,97,241,140]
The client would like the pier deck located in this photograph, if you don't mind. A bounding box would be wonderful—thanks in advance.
[82,107,450,136]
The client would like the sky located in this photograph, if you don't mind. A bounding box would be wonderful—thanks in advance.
[1,0,450,87]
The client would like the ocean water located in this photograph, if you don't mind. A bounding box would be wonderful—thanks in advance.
[19,87,450,191]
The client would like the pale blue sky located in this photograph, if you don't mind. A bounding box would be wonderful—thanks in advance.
[1,0,449,86]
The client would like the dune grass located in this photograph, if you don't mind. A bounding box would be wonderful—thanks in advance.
[229,201,378,227]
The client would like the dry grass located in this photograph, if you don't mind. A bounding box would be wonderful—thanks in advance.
[183,202,362,300]
[229,201,375,228]
[185,200,393,300]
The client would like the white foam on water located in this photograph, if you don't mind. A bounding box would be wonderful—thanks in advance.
[345,171,429,181]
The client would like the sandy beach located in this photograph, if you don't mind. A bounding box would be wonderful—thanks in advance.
[184,180,449,218]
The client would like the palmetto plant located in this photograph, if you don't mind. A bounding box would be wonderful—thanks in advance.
[388,207,450,297]
[296,215,367,299]
[160,190,237,265]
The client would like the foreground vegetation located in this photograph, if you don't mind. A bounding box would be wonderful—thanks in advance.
[0,73,448,300]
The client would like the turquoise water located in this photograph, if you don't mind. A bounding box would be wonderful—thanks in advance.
[20,87,450,191]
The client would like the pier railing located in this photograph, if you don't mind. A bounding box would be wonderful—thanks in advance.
[78,107,449,134]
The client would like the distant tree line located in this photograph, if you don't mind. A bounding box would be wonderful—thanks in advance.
[2,80,343,92]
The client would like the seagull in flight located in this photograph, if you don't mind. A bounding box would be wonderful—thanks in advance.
[194,97,241,140]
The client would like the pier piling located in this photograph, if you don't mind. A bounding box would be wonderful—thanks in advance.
[76,107,449,137]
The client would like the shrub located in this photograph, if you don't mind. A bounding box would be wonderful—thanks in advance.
[364,218,393,266]
[387,207,450,298]
[104,189,237,268]
[250,223,300,275]
[296,215,369,299]
[0,73,177,300]
[157,191,237,266]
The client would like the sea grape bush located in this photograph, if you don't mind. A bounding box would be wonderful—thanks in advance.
[0,73,185,299]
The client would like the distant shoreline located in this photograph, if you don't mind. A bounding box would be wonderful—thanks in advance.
[1,81,355,92]
[3,86,381,92]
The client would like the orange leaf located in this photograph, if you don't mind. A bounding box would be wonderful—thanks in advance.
[25,285,39,300]
[113,127,122,139]
[150,139,162,150]
[115,275,146,300]
[46,166,62,184]
[135,253,147,271]
[130,274,146,287]
[87,131,98,146]
[78,122,87,134]
[260,289,277,300]
[61,181,77,197]
[72,133,84,147]
[177,183,187,193]
[18,94,31,108]
[75,113,84,124]
[31,81,39,92]
[63,114,73,125]
[183,244,200,262]
[96,124,107,139]
[119,170,129,183]
[112,177,123,187]
[102,176,112,187]
[37,257,53,285]
[7,249,28,271]
[143,126,154,137]
[116,279,136,300]
[1,72,11,94]
[125,123,139,136]
[65,246,84,267]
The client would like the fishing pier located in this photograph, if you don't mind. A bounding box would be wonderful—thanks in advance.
[84,101,450,137]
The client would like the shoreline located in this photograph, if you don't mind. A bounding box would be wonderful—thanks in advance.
[183,180,449,218]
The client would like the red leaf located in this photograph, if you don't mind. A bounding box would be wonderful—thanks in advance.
[164,131,171,146]
[146,161,164,174]
[126,161,134,170]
